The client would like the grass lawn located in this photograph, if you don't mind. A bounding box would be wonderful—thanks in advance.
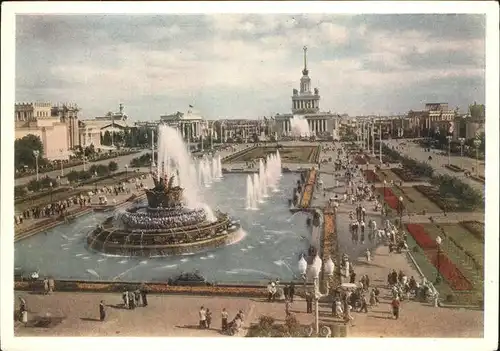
[437,224,484,264]
[376,169,401,182]
[421,224,483,304]
[225,146,320,164]
[390,186,442,214]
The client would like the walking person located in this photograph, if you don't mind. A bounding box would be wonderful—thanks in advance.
[306,293,313,314]
[221,308,229,332]
[289,282,295,303]
[199,306,206,328]
[206,308,212,329]
[283,284,289,301]
[48,278,55,294]
[391,297,400,319]
[18,296,28,326]
[43,277,49,295]
[99,300,106,321]
[129,291,136,310]
[122,290,129,309]
[285,299,291,317]
[140,287,148,307]
[365,248,371,262]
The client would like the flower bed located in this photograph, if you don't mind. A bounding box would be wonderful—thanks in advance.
[425,251,473,291]
[354,154,369,165]
[445,164,463,173]
[14,280,268,297]
[413,185,460,211]
[390,167,418,181]
[363,170,380,183]
[459,221,485,241]
[321,208,338,287]
[406,224,437,249]
[378,187,399,210]
[300,169,317,208]
[406,224,473,291]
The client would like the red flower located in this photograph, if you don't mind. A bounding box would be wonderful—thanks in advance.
[426,251,473,291]
[406,224,437,249]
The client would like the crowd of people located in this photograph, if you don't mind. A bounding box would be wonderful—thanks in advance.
[198,306,245,335]
[14,195,92,226]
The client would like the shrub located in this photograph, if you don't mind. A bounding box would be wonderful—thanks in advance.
[108,161,118,172]
[258,315,276,329]
[15,186,28,198]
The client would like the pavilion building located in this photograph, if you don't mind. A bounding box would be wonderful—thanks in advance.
[273,46,340,139]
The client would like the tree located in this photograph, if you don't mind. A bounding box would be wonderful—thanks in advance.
[96,164,109,176]
[15,134,44,169]
[66,170,80,183]
[108,161,118,172]
[84,144,96,157]
[101,131,112,146]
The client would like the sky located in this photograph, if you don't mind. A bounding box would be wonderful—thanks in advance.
[15,14,486,120]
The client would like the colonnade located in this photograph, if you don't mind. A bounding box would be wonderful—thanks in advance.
[281,118,328,133]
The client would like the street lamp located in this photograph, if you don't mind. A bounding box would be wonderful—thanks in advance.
[473,138,481,176]
[297,254,334,335]
[59,148,65,177]
[33,150,40,181]
[435,236,442,284]
[94,171,98,192]
[366,161,369,172]
[398,196,404,228]
[49,181,53,203]
[125,164,129,176]
[446,135,453,165]
[458,138,466,170]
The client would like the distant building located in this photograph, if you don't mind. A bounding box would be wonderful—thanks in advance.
[51,103,80,150]
[212,118,268,142]
[15,102,70,161]
[79,103,132,149]
[273,46,340,139]
[160,108,206,141]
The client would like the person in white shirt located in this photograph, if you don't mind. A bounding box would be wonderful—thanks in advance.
[199,306,207,329]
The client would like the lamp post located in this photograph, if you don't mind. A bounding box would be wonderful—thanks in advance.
[379,121,383,163]
[33,150,40,181]
[94,171,98,193]
[49,182,53,203]
[473,138,481,176]
[366,161,369,172]
[446,135,453,165]
[82,156,87,172]
[458,138,465,170]
[59,148,65,177]
[371,122,375,156]
[398,196,403,228]
[125,164,128,176]
[382,180,387,217]
[435,236,442,284]
[297,254,334,335]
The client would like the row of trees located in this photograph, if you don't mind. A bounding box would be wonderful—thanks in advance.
[66,161,118,183]
[383,145,483,209]
[431,174,484,210]
[382,144,434,178]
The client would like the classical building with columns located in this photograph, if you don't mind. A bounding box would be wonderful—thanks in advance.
[273,46,340,139]
[160,108,206,141]
[15,102,70,161]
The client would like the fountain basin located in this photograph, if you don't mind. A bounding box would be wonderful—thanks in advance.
[87,210,241,257]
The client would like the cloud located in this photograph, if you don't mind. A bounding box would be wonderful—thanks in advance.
[15,14,485,119]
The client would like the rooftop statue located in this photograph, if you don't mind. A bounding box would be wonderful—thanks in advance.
[146,174,184,208]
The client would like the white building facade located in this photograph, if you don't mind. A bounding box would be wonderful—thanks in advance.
[273,46,340,139]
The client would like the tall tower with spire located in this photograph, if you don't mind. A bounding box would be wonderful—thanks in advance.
[292,46,320,114]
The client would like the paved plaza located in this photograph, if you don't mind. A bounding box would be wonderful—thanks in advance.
[12,141,485,338]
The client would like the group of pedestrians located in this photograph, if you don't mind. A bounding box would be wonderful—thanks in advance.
[121,288,148,310]
[198,306,244,335]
